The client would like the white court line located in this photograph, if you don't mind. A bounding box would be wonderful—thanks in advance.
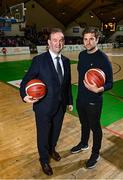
[106,53,123,56]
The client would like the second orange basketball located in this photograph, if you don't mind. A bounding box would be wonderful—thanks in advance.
[84,68,106,88]
[26,79,47,99]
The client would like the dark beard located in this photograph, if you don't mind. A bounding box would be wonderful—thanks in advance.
[87,46,97,54]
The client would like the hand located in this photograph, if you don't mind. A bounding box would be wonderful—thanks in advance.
[68,105,73,111]
[23,95,40,103]
[83,80,104,93]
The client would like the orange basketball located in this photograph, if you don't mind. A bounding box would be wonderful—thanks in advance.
[84,68,106,88]
[26,79,46,99]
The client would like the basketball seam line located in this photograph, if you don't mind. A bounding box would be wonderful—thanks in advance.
[25,82,46,92]
[87,69,105,82]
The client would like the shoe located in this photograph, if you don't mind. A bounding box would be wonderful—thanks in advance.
[71,142,89,154]
[86,153,100,169]
[41,163,53,176]
[51,151,61,161]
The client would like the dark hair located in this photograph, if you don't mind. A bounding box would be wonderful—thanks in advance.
[48,28,64,40]
[82,26,101,39]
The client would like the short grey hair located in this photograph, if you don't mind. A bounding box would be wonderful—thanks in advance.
[49,28,64,40]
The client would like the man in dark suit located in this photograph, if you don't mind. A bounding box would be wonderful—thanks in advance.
[20,28,73,176]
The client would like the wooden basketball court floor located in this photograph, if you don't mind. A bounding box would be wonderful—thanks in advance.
[0,48,123,179]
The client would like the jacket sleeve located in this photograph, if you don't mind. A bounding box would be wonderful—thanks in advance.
[103,57,113,91]
[66,58,73,105]
[19,56,40,100]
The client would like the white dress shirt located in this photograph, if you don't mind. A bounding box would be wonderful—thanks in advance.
[49,49,64,76]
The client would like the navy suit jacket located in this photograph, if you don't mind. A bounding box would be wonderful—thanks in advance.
[20,51,73,114]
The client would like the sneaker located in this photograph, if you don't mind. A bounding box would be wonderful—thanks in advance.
[86,153,100,169]
[71,142,89,154]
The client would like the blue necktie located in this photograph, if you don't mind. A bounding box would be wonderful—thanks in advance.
[56,56,63,84]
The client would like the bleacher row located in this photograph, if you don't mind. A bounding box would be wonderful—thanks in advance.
[0,36,31,47]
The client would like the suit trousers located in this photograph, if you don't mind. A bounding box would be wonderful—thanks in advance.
[34,103,64,163]
[77,100,103,154]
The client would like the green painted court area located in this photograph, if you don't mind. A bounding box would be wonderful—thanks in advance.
[0,60,31,81]
[0,60,77,81]
[0,60,123,127]
[72,82,123,126]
